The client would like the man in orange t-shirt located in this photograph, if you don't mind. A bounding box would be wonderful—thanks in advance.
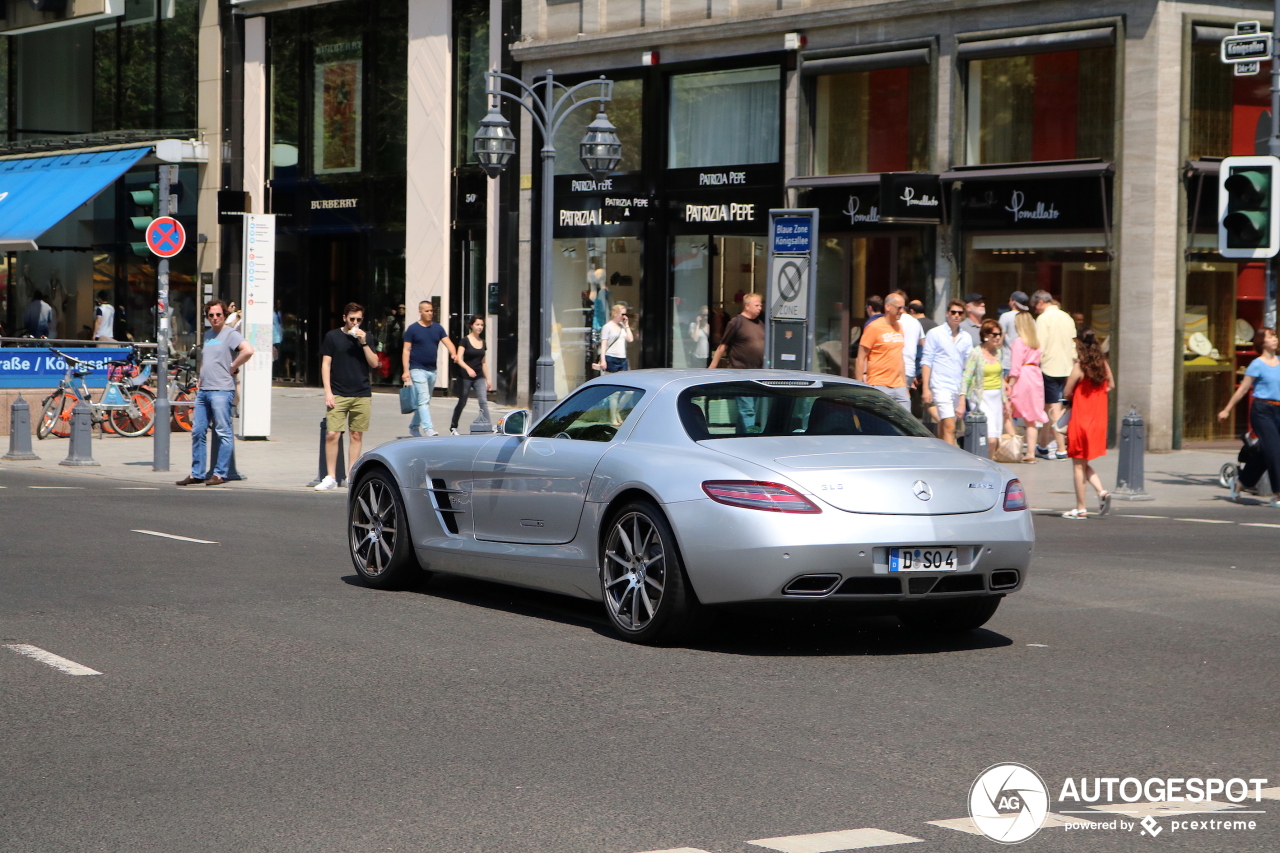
[856,292,909,411]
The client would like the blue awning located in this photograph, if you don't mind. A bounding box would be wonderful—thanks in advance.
[0,147,152,251]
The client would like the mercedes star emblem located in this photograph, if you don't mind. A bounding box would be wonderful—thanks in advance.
[912,480,932,501]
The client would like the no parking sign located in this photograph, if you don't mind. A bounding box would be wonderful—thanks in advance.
[145,216,186,258]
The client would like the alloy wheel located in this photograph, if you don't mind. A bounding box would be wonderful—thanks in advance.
[602,511,668,631]
[350,478,399,577]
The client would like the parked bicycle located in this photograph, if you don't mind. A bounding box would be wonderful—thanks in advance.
[37,347,157,439]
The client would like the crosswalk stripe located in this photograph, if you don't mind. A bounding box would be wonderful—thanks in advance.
[747,829,922,852]
[928,813,1082,836]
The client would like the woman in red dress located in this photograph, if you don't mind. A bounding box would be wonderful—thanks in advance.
[1061,329,1114,519]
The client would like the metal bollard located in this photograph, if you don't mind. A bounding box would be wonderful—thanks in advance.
[59,402,100,467]
[963,407,990,458]
[469,416,493,435]
[1113,407,1154,500]
[204,423,245,481]
[3,394,40,460]
[305,417,344,487]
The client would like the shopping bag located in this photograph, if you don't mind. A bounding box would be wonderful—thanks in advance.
[993,433,1024,464]
[399,384,417,414]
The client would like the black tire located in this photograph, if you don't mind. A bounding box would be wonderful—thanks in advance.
[898,595,1002,633]
[109,390,156,437]
[37,391,69,440]
[348,469,423,589]
[599,500,701,644]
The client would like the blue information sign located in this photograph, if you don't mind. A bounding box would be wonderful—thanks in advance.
[0,348,132,389]
[772,216,813,254]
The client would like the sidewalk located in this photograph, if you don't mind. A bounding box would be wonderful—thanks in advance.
[0,389,1248,509]
[0,387,514,491]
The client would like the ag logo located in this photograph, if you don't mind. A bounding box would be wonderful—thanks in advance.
[968,763,1049,844]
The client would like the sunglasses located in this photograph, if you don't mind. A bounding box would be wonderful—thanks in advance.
[947,310,964,316]
[984,333,1003,340]
[207,311,223,317]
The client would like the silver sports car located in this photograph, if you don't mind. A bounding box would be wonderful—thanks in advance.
[347,369,1034,643]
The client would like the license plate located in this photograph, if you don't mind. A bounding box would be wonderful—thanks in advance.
[889,547,959,572]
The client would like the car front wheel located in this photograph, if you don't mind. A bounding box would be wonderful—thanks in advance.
[898,595,1002,633]
[349,470,423,589]
[600,501,699,644]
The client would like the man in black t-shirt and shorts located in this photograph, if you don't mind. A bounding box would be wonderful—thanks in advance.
[316,303,380,491]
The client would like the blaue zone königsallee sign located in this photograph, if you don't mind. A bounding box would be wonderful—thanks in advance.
[0,348,132,389]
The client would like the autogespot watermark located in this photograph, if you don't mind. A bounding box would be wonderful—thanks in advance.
[967,764,1269,844]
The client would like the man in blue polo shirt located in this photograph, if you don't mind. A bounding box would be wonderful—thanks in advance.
[401,300,457,436]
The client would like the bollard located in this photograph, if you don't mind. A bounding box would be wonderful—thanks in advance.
[963,406,990,458]
[3,394,40,460]
[304,417,344,488]
[1113,407,1154,501]
[469,415,493,435]
[59,402,100,467]
[203,423,245,481]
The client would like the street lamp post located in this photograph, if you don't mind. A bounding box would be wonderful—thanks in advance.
[473,69,622,420]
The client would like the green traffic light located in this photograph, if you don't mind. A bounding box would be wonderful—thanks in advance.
[129,216,154,231]
[129,242,150,255]
[1224,169,1270,204]
[130,189,157,207]
[1224,209,1269,242]
[1223,165,1273,249]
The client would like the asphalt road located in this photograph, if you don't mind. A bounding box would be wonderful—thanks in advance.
[1,467,1277,853]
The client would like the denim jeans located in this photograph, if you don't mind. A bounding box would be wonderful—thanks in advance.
[191,389,234,478]
[408,368,437,431]
[451,376,491,430]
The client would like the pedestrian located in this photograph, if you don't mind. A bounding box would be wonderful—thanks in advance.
[921,299,974,446]
[176,298,254,487]
[1218,327,1280,507]
[225,301,242,331]
[962,319,1012,444]
[690,304,711,364]
[1032,290,1076,459]
[1060,328,1114,519]
[709,293,764,370]
[316,303,380,491]
[449,315,494,435]
[23,290,53,338]
[908,300,937,334]
[93,291,116,342]
[863,294,884,329]
[892,289,925,392]
[401,300,457,437]
[1007,310,1048,463]
[999,290,1030,371]
[960,292,985,346]
[597,303,634,373]
[857,292,909,411]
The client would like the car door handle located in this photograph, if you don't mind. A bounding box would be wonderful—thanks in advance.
[519,519,545,528]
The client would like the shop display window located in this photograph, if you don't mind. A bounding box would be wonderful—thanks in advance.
[551,237,644,396]
[810,65,930,175]
[965,47,1115,164]
[1188,43,1270,158]
[668,67,780,169]
[671,236,766,368]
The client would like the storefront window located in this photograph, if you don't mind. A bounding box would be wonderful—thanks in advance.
[1188,43,1270,159]
[668,67,780,169]
[670,235,765,367]
[550,236,644,396]
[812,66,930,174]
[453,0,489,167]
[90,0,199,134]
[555,78,644,175]
[965,48,1114,164]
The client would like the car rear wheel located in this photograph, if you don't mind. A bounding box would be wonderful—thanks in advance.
[600,501,700,645]
[898,595,1002,633]
[349,470,423,589]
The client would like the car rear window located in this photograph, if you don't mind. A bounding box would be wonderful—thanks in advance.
[678,381,933,440]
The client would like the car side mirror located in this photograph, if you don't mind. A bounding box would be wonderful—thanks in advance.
[500,409,530,436]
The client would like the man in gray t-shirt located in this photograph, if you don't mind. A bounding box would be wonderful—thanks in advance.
[178,298,254,486]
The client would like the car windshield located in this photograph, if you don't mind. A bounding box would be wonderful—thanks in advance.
[531,384,646,442]
[678,381,933,440]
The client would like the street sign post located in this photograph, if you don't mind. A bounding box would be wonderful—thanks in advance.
[764,209,818,370]
[151,167,179,473]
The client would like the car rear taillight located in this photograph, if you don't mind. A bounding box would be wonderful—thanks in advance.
[702,481,821,513]
[1003,479,1028,511]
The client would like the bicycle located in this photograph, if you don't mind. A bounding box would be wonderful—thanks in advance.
[167,356,198,432]
[37,348,157,439]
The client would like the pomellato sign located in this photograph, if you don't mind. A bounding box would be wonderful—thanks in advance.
[956,178,1110,230]
[798,172,943,231]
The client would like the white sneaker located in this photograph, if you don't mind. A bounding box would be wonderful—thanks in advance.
[426,429,439,437]
[450,428,460,435]
[315,476,337,491]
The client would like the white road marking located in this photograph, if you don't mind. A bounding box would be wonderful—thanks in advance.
[119,487,160,490]
[747,829,922,852]
[1027,643,1049,647]
[928,813,1096,835]
[4,644,101,676]
[28,486,84,490]
[1124,515,1168,519]
[1242,522,1280,529]
[1259,786,1280,800]
[1174,518,1233,524]
[1085,799,1241,818]
[132,529,219,545]
[631,849,712,853]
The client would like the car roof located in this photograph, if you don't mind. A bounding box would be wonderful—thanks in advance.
[578,368,865,396]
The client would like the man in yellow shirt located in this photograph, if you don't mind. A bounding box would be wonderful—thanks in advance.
[1032,290,1077,459]
[857,293,909,411]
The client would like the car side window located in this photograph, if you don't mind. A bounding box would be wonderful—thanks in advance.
[530,385,646,442]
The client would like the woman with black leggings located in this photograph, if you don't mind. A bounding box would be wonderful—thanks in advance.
[450,315,494,435]
[1219,326,1280,507]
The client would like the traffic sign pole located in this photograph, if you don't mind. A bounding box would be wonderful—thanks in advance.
[152,165,175,473]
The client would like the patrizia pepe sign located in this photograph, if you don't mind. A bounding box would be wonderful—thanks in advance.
[957,178,1110,230]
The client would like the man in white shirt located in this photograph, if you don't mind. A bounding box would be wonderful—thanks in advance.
[93,291,116,341]
[921,299,974,446]
[891,289,925,415]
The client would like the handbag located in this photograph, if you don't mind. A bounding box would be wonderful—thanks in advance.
[399,384,417,414]
[993,433,1024,464]
[1055,403,1072,432]
[377,352,391,379]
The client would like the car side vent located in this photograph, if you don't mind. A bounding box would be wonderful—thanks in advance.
[933,574,986,593]
[431,478,460,534]
[990,570,1020,590]
[835,577,902,595]
[907,576,938,595]
[782,574,841,596]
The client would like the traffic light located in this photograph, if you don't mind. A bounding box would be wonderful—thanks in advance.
[1219,155,1280,258]
[128,183,159,255]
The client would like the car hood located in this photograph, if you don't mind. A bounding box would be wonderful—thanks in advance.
[698,436,1003,515]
